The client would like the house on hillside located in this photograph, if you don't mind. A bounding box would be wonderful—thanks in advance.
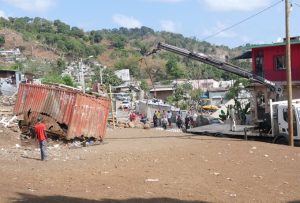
[0,48,23,63]
[0,70,22,95]
[174,79,219,91]
[237,37,300,121]
[149,84,175,101]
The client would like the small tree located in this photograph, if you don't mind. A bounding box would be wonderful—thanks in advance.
[140,79,149,91]
[233,98,250,124]
[104,69,123,86]
[0,35,5,47]
[225,78,250,100]
[62,75,75,87]
[165,58,183,80]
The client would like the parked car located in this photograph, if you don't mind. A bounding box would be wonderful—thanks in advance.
[116,93,131,101]
[120,100,131,109]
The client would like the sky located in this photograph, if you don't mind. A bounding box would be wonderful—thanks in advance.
[0,0,300,48]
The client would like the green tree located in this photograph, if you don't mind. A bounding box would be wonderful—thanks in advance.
[114,57,140,78]
[42,74,64,84]
[71,26,85,38]
[102,69,123,86]
[167,83,193,107]
[165,58,183,79]
[92,67,122,86]
[140,79,149,91]
[0,35,5,47]
[90,31,103,43]
[42,74,75,87]
[109,34,126,49]
[54,19,70,34]
[225,78,250,100]
[53,58,66,75]
[190,88,202,101]
[62,75,75,87]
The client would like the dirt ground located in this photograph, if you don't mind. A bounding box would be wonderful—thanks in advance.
[0,127,300,203]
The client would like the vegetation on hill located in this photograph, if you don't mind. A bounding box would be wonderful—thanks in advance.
[0,17,251,87]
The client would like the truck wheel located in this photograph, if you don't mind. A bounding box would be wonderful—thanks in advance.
[273,135,289,145]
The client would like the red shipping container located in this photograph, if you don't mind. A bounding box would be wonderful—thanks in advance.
[14,84,110,140]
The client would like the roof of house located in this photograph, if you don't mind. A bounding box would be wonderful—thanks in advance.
[245,40,300,49]
[208,88,229,92]
[149,85,174,92]
[233,50,252,60]
[235,40,300,60]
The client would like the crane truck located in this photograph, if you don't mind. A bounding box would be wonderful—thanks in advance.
[147,42,300,145]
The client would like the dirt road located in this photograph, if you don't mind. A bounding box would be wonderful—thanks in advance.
[0,127,300,202]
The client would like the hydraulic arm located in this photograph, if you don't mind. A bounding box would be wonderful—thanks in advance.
[148,42,282,95]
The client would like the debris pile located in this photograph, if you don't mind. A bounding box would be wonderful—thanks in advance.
[0,95,19,133]
[114,119,151,129]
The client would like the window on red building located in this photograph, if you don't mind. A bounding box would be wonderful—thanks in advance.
[274,55,286,70]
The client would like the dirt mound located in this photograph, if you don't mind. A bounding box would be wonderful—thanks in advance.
[0,28,60,61]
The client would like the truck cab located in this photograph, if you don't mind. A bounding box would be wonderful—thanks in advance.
[271,99,300,144]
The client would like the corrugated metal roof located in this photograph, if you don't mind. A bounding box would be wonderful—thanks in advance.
[246,40,300,49]
[14,84,110,140]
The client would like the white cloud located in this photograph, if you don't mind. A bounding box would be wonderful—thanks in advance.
[4,0,55,12]
[160,20,181,32]
[203,0,272,11]
[0,10,7,19]
[203,22,237,38]
[112,14,142,28]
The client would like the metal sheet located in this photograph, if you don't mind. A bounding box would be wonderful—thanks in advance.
[14,84,110,140]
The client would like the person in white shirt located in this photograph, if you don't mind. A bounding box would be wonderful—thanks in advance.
[167,111,172,127]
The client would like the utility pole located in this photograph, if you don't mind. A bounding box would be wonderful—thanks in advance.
[79,58,85,93]
[100,66,103,85]
[285,0,294,146]
[109,84,115,129]
[79,55,94,94]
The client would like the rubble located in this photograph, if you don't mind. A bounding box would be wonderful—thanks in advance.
[0,95,19,134]
[113,119,152,130]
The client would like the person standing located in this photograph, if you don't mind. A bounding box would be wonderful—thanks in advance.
[185,112,191,130]
[153,111,158,127]
[167,111,172,127]
[176,115,182,128]
[229,105,236,131]
[34,115,48,161]
[156,110,161,126]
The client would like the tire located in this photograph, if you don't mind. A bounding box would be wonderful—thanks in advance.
[273,135,289,145]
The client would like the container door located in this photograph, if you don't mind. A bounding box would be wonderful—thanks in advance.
[278,106,288,135]
[295,107,300,138]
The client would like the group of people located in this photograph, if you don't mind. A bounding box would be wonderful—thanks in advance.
[152,110,172,129]
[129,111,148,124]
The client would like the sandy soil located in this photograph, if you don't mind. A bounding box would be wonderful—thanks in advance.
[0,127,300,203]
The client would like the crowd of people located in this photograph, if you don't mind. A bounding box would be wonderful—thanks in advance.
[152,110,197,130]
[129,109,198,130]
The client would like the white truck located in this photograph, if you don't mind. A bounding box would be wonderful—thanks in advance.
[271,99,300,145]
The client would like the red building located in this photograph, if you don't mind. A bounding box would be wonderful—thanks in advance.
[252,39,300,81]
[246,37,300,120]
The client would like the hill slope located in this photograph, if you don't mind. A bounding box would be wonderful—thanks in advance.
[0,17,249,82]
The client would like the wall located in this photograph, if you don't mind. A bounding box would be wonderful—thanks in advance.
[252,44,300,81]
[252,84,300,121]
[150,90,173,101]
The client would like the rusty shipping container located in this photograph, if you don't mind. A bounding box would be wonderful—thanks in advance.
[14,84,111,140]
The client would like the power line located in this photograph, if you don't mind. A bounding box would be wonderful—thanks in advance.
[294,2,300,7]
[202,0,284,41]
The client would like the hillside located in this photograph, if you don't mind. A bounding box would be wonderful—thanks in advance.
[0,28,60,60]
[0,17,249,83]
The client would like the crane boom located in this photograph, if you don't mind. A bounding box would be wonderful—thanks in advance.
[149,42,282,95]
